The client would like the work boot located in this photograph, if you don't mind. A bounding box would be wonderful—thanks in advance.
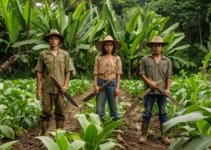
[116,132,124,143]
[56,121,64,129]
[41,121,49,135]
[160,123,170,145]
[139,122,149,143]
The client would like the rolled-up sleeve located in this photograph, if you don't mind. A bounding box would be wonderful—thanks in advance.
[65,53,74,73]
[35,52,44,73]
[116,56,122,75]
[139,57,145,75]
[93,56,99,74]
[167,59,172,78]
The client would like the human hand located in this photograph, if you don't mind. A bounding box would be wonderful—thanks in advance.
[61,86,67,93]
[94,86,99,94]
[148,81,157,89]
[36,89,42,99]
[114,88,120,96]
[164,89,170,97]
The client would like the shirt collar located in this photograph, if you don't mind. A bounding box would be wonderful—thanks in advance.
[46,48,60,54]
[149,54,167,60]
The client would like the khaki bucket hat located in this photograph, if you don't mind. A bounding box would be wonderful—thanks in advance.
[146,36,169,47]
[44,29,64,43]
[95,35,122,51]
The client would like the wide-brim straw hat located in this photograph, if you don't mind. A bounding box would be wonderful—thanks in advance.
[146,36,169,47]
[44,29,64,43]
[95,35,122,51]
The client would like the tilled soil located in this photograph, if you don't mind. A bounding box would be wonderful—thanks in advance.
[2,88,168,150]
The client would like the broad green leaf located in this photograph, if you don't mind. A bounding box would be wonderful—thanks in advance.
[163,111,209,133]
[12,40,46,47]
[35,136,60,150]
[69,140,85,150]
[23,0,31,31]
[57,134,69,150]
[89,113,101,126]
[76,114,91,132]
[94,120,121,149]
[32,44,49,51]
[99,141,117,150]
[185,135,211,150]
[0,125,15,140]
[126,10,140,32]
[9,8,20,43]
[130,32,144,56]
[88,19,103,43]
[85,124,98,149]
[72,2,86,20]
[66,20,79,46]
[168,137,189,150]
[0,140,18,150]
[160,22,179,37]
[194,43,208,53]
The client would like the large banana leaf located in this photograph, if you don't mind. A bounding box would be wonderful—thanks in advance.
[88,19,103,42]
[72,2,86,20]
[12,40,46,48]
[23,0,32,32]
[126,10,140,32]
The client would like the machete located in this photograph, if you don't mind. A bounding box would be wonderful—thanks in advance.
[124,80,162,117]
[82,80,113,102]
[50,75,79,108]
[148,78,184,109]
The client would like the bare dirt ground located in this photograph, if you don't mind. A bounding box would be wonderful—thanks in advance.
[2,88,168,150]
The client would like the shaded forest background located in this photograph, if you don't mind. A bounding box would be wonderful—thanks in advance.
[0,0,210,79]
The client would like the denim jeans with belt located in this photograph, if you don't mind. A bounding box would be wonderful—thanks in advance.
[96,78,120,121]
[142,94,168,123]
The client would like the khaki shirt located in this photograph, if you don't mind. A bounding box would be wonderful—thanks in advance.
[35,49,73,94]
[139,55,172,94]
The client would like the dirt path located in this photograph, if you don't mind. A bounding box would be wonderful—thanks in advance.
[4,88,168,150]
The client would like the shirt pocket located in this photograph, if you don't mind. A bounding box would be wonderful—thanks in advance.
[59,59,65,73]
[44,60,53,72]
[145,64,153,76]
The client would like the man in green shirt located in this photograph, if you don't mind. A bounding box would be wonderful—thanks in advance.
[35,29,73,135]
[139,36,172,144]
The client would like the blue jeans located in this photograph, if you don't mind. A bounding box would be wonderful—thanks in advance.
[96,78,120,121]
[142,94,168,123]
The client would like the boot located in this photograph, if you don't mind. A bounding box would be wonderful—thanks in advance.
[160,123,170,145]
[41,121,49,135]
[139,123,149,143]
[116,132,124,143]
[56,121,64,129]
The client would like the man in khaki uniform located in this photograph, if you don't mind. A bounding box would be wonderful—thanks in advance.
[139,36,172,144]
[35,29,73,135]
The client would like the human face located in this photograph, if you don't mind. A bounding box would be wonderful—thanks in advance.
[104,42,114,54]
[152,43,163,55]
[48,36,60,47]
